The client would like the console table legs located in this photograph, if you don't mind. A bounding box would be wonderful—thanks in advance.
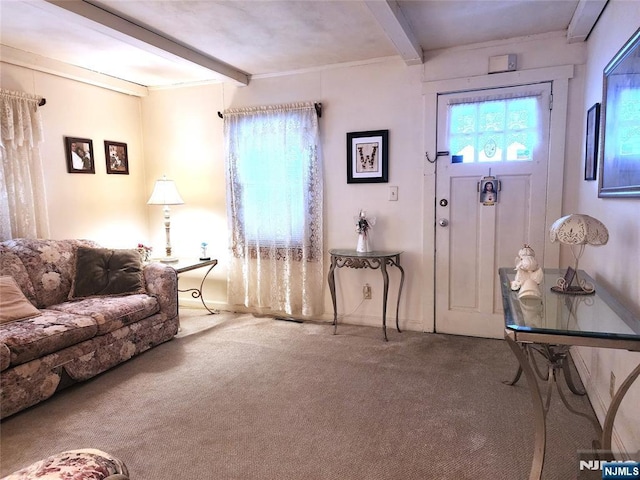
[328,251,403,341]
[505,336,546,480]
[505,335,639,480]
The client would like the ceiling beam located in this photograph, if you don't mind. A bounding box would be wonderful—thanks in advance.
[567,0,608,43]
[364,0,423,66]
[43,0,249,86]
[1,45,149,97]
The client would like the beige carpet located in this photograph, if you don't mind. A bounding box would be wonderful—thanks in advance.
[1,310,600,479]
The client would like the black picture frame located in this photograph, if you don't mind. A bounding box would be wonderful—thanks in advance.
[105,141,129,175]
[598,27,640,197]
[584,103,600,181]
[64,136,95,174]
[346,130,388,183]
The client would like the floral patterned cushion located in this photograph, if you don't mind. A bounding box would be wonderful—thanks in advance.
[0,245,37,305]
[49,294,160,335]
[0,311,97,367]
[1,448,129,480]
[2,239,99,308]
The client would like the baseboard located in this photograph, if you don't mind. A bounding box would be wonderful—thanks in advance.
[571,347,629,458]
[178,298,424,332]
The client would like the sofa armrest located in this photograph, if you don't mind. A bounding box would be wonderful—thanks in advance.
[143,263,178,320]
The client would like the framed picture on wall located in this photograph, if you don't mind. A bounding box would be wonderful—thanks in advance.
[64,137,95,174]
[598,27,640,197]
[584,103,600,181]
[105,141,129,174]
[346,130,388,183]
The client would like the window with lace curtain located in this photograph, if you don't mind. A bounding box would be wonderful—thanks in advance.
[224,102,323,317]
[225,103,322,261]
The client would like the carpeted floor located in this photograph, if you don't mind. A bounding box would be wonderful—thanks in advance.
[1,309,601,479]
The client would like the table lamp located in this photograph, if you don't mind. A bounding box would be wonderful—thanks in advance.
[147,175,184,263]
[549,214,608,294]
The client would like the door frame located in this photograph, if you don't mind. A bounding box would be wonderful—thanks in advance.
[420,65,574,333]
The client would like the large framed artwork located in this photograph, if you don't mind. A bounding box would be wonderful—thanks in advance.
[105,141,129,174]
[346,130,388,183]
[584,103,600,181]
[64,137,95,174]
[598,27,640,197]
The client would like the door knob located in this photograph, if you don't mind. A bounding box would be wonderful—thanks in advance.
[438,218,449,227]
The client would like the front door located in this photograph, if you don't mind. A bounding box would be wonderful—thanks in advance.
[435,83,552,338]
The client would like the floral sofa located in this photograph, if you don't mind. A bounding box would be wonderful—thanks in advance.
[0,238,179,419]
[2,449,129,480]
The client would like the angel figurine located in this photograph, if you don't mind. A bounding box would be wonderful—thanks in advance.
[511,244,543,294]
[355,210,376,252]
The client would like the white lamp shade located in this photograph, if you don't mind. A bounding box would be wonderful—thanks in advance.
[549,214,609,246]
[147,176,184,205]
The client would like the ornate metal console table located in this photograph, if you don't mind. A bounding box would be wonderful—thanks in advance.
[328,249,404,341]
[499,268,640,480]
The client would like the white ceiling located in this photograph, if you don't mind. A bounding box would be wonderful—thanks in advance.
[0,0,607,89]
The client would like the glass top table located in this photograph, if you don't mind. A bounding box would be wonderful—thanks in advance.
[499,268,640,480]
[500,268,640,348]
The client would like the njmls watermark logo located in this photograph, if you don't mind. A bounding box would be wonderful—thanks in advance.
[578,451,640,480]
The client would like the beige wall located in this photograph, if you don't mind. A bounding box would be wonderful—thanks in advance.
[1,63,149,247]
[570,0,640,457]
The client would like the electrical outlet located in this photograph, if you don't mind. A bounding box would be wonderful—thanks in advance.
[610,372,616,397]
[363,284,371,299]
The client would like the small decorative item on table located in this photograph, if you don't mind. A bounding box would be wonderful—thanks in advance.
[137,243,152,263]
[199,241,210,261]
[355,209,375,253]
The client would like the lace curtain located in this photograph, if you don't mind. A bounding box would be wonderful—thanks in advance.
[224,102,323,317]
[0,89,50,240]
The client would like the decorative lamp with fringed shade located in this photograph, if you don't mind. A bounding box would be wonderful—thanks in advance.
[549,214,609,294]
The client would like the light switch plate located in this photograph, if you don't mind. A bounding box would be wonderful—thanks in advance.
[389,186,398,201]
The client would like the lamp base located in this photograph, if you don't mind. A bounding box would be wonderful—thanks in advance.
[160,257,179,263]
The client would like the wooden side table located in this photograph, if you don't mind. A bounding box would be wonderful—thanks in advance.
[171,259,218,314]
[328,249,404,341]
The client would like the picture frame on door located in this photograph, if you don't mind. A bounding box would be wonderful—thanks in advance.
[347,130,388,183]
[64,136,95,174]
[584,103,599,181]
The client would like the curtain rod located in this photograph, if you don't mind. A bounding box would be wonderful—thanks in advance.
[217,102,322,119]
[0,89,46,107]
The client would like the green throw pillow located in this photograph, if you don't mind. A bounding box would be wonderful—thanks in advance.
[69,247,146,299]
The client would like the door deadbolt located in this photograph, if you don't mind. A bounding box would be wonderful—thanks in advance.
[438,218,449,227]
[439,199,448,207]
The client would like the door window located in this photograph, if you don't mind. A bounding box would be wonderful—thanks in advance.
[448,95,540,163]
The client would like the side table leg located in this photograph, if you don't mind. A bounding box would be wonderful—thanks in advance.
[395,261,404,333]
[177,263,218,315]
[381,260,389,341]
[328,257,338,335]
[505,336,546,480]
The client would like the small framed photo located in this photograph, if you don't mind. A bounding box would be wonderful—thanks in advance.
[105,141,129,175]
[347,130,388,183]
[584,103,600,181]
[64,137,95,174]
[480,177,498,205]
[563,266,576,288]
